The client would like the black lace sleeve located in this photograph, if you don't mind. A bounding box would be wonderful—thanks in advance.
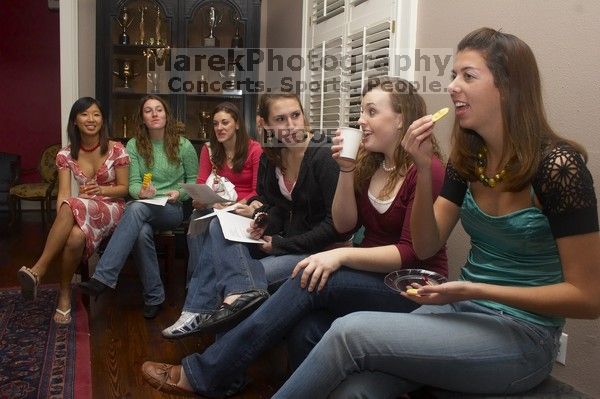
[440,162,468,206]
[533,144,599,238]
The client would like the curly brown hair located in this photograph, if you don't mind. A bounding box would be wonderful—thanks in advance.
[133,95,184,168]
[355,77,443,198]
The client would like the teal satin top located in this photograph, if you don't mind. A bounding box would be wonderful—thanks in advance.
[459,188,565,327]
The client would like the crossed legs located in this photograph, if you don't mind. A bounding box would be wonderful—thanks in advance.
[21,203,85,323]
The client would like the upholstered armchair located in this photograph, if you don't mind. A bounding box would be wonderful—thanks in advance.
[9,144,61,227]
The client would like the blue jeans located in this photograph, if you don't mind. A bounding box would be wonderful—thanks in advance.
[181,267,418,396]
[261,253,307,287]
[183,218,272,313]
[93,201,183,306]
[185,209,212,286]
[275,301,561,398]
[287,310,335,371]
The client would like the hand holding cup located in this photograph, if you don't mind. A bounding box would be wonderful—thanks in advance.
[332,128,362,171]
[81,178,100,196]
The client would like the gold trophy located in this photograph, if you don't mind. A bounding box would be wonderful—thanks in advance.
[219,64,240,94]
[147,71,160,93]
[230,11,243,48]
[116,7,135,45]
[136,6,147,45]
[203,6,222,47]
[113,59,139,89]
[199,110,212,139]
[122,116,128,138]
[155,6,165,46]
[143,6,170,66]
[198,75,208,93]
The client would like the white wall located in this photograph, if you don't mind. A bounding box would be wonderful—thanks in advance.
[416,0,600,396]
[260,0,303,91]
[78,0,96,97]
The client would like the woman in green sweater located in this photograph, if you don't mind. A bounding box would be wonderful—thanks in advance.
[79,95,198,319]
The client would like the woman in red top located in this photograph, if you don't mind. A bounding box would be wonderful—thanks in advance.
[195,102,262,208]
[184,102,262,283]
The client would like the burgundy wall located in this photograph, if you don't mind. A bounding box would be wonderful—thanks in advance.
[0,1,61,183]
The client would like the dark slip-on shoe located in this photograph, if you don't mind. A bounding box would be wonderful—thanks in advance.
[208,290,269,333]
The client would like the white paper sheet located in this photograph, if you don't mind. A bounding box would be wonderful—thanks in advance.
[215,210,265,244]
[135,196,169,206]
[193,203,240,221]
[182,183,232,204]
[187,203,240,236]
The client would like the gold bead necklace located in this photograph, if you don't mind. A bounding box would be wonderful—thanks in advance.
[476,146,507,188]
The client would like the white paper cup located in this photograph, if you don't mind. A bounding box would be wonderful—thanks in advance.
[339,127,363,160]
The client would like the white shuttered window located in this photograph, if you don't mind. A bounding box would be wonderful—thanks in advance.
[347,21,392,127]
[313,0,345,23]
[303,0,418,135]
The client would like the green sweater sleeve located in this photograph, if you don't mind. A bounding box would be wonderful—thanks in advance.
[126,137,199,201]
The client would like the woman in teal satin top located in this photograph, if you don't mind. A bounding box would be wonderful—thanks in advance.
[273,27,600,398]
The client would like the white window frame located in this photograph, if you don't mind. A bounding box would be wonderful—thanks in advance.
[301,0,419,135]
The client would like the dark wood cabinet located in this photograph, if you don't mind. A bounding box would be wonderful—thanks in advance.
[96,0,261,142]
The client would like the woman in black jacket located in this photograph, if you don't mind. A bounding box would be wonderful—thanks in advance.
[162,93,344,338]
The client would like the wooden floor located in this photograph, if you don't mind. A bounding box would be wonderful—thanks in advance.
[0,211,287,398]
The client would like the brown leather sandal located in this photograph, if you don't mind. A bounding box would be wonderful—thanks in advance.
[17,266,39,301]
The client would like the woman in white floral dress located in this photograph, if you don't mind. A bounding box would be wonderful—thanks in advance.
[17,97,130,324]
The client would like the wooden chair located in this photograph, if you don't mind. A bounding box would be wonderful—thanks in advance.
[155,199,193,285]
[9,144,60,227]
[154,229,177,284]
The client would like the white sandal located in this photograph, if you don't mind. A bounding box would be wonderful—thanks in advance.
[53,308,72,325]
[17,266,39,301]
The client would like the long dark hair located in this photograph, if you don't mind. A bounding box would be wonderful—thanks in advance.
[450,27,586,190]
[67,97,109,159]
[355,76,442,197]
[257,93,310,171]
[209,102,250,173]
[133,95,183,168]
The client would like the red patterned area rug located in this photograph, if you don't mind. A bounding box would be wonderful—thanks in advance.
[0,285,91,399]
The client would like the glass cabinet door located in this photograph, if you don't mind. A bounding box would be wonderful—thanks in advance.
[97,0,261,142]
[183,2,246,139]
[109,0,173,139]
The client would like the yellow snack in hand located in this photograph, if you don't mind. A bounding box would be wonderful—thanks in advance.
[406,288,419,296]
[431,107,449,122]
[142,172,153,189]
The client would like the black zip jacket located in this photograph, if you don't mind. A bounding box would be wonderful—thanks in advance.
[251,141,342,255]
